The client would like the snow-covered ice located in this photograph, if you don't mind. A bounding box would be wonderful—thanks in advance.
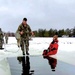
[0,37,75,66]
[0,58,11,75]
[0,37,75,75]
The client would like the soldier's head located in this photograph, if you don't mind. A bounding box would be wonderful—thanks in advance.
[22,18,27,25]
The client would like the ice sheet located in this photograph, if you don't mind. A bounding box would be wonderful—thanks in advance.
[0,37,75,65]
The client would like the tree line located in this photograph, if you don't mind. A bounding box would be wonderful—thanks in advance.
[5,27,75,37]
[33,27,75,37]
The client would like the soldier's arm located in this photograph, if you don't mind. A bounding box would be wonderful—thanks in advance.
[18,25,24,35]
[28,25,34,36]
[2,32,4,38]
[18,25,22,32]
[28,25,32,33]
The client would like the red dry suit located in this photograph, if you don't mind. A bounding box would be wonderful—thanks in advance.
[47,40,58,55]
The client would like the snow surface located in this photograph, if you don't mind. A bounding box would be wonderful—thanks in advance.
[0,37,75,75]
[0,37,75,66]
[3,37,75,55]
[0,58,11,75]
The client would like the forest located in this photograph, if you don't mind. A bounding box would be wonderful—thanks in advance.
[7,27,75,37]
[33,27,75,37]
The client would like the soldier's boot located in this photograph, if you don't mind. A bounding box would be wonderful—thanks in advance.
[23,51,25,55]
[22,48,25,55]
[0,46,4,49]
[26,51,29,55]
[22,49,25,55]
[18,44,20,48]
[26,47,29,55]
[21,44,25,55]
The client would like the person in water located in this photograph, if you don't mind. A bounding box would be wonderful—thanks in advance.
[43,35,58,56]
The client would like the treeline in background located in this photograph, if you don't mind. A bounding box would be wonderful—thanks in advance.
[6,27,75,37]
[33,27,75,37]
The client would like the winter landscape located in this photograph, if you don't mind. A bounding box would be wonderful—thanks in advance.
[0,37,75,75]
[0,0,75,75]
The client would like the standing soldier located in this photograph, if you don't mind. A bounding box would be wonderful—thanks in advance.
[5,33,8,44]
[0,28,4,49]
[17,18,33,55]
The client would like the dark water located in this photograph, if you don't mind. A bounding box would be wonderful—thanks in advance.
[7,55,75,75]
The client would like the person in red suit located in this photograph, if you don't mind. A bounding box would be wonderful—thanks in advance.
[43,35,58,56]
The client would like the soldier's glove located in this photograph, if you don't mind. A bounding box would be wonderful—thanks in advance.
[20,31,24,35]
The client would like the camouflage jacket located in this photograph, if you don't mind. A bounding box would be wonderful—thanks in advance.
[0,31,4,40]
[18,23,32,40]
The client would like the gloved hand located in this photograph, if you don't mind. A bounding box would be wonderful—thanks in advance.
[20,31,24,35]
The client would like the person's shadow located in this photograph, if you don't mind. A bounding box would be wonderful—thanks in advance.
[43,56,57,72]
[17,56,34,75]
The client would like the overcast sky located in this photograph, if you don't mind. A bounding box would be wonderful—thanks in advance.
[0,0,75,32]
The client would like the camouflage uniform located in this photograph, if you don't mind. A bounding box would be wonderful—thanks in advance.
[18,23,32,54]
[15,30,21,47]
[5,33,8,44]
[0,28,4,49]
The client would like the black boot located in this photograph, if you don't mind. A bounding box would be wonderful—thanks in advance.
[22,51,25,55]
[0,48,4,50]
[26,51,29,55]
[0,46,4,50]
[18,45,20,48]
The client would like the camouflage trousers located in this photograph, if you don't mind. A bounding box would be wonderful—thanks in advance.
[6,39,8,44]
[0,39,3,48]
[20,38,29,53]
